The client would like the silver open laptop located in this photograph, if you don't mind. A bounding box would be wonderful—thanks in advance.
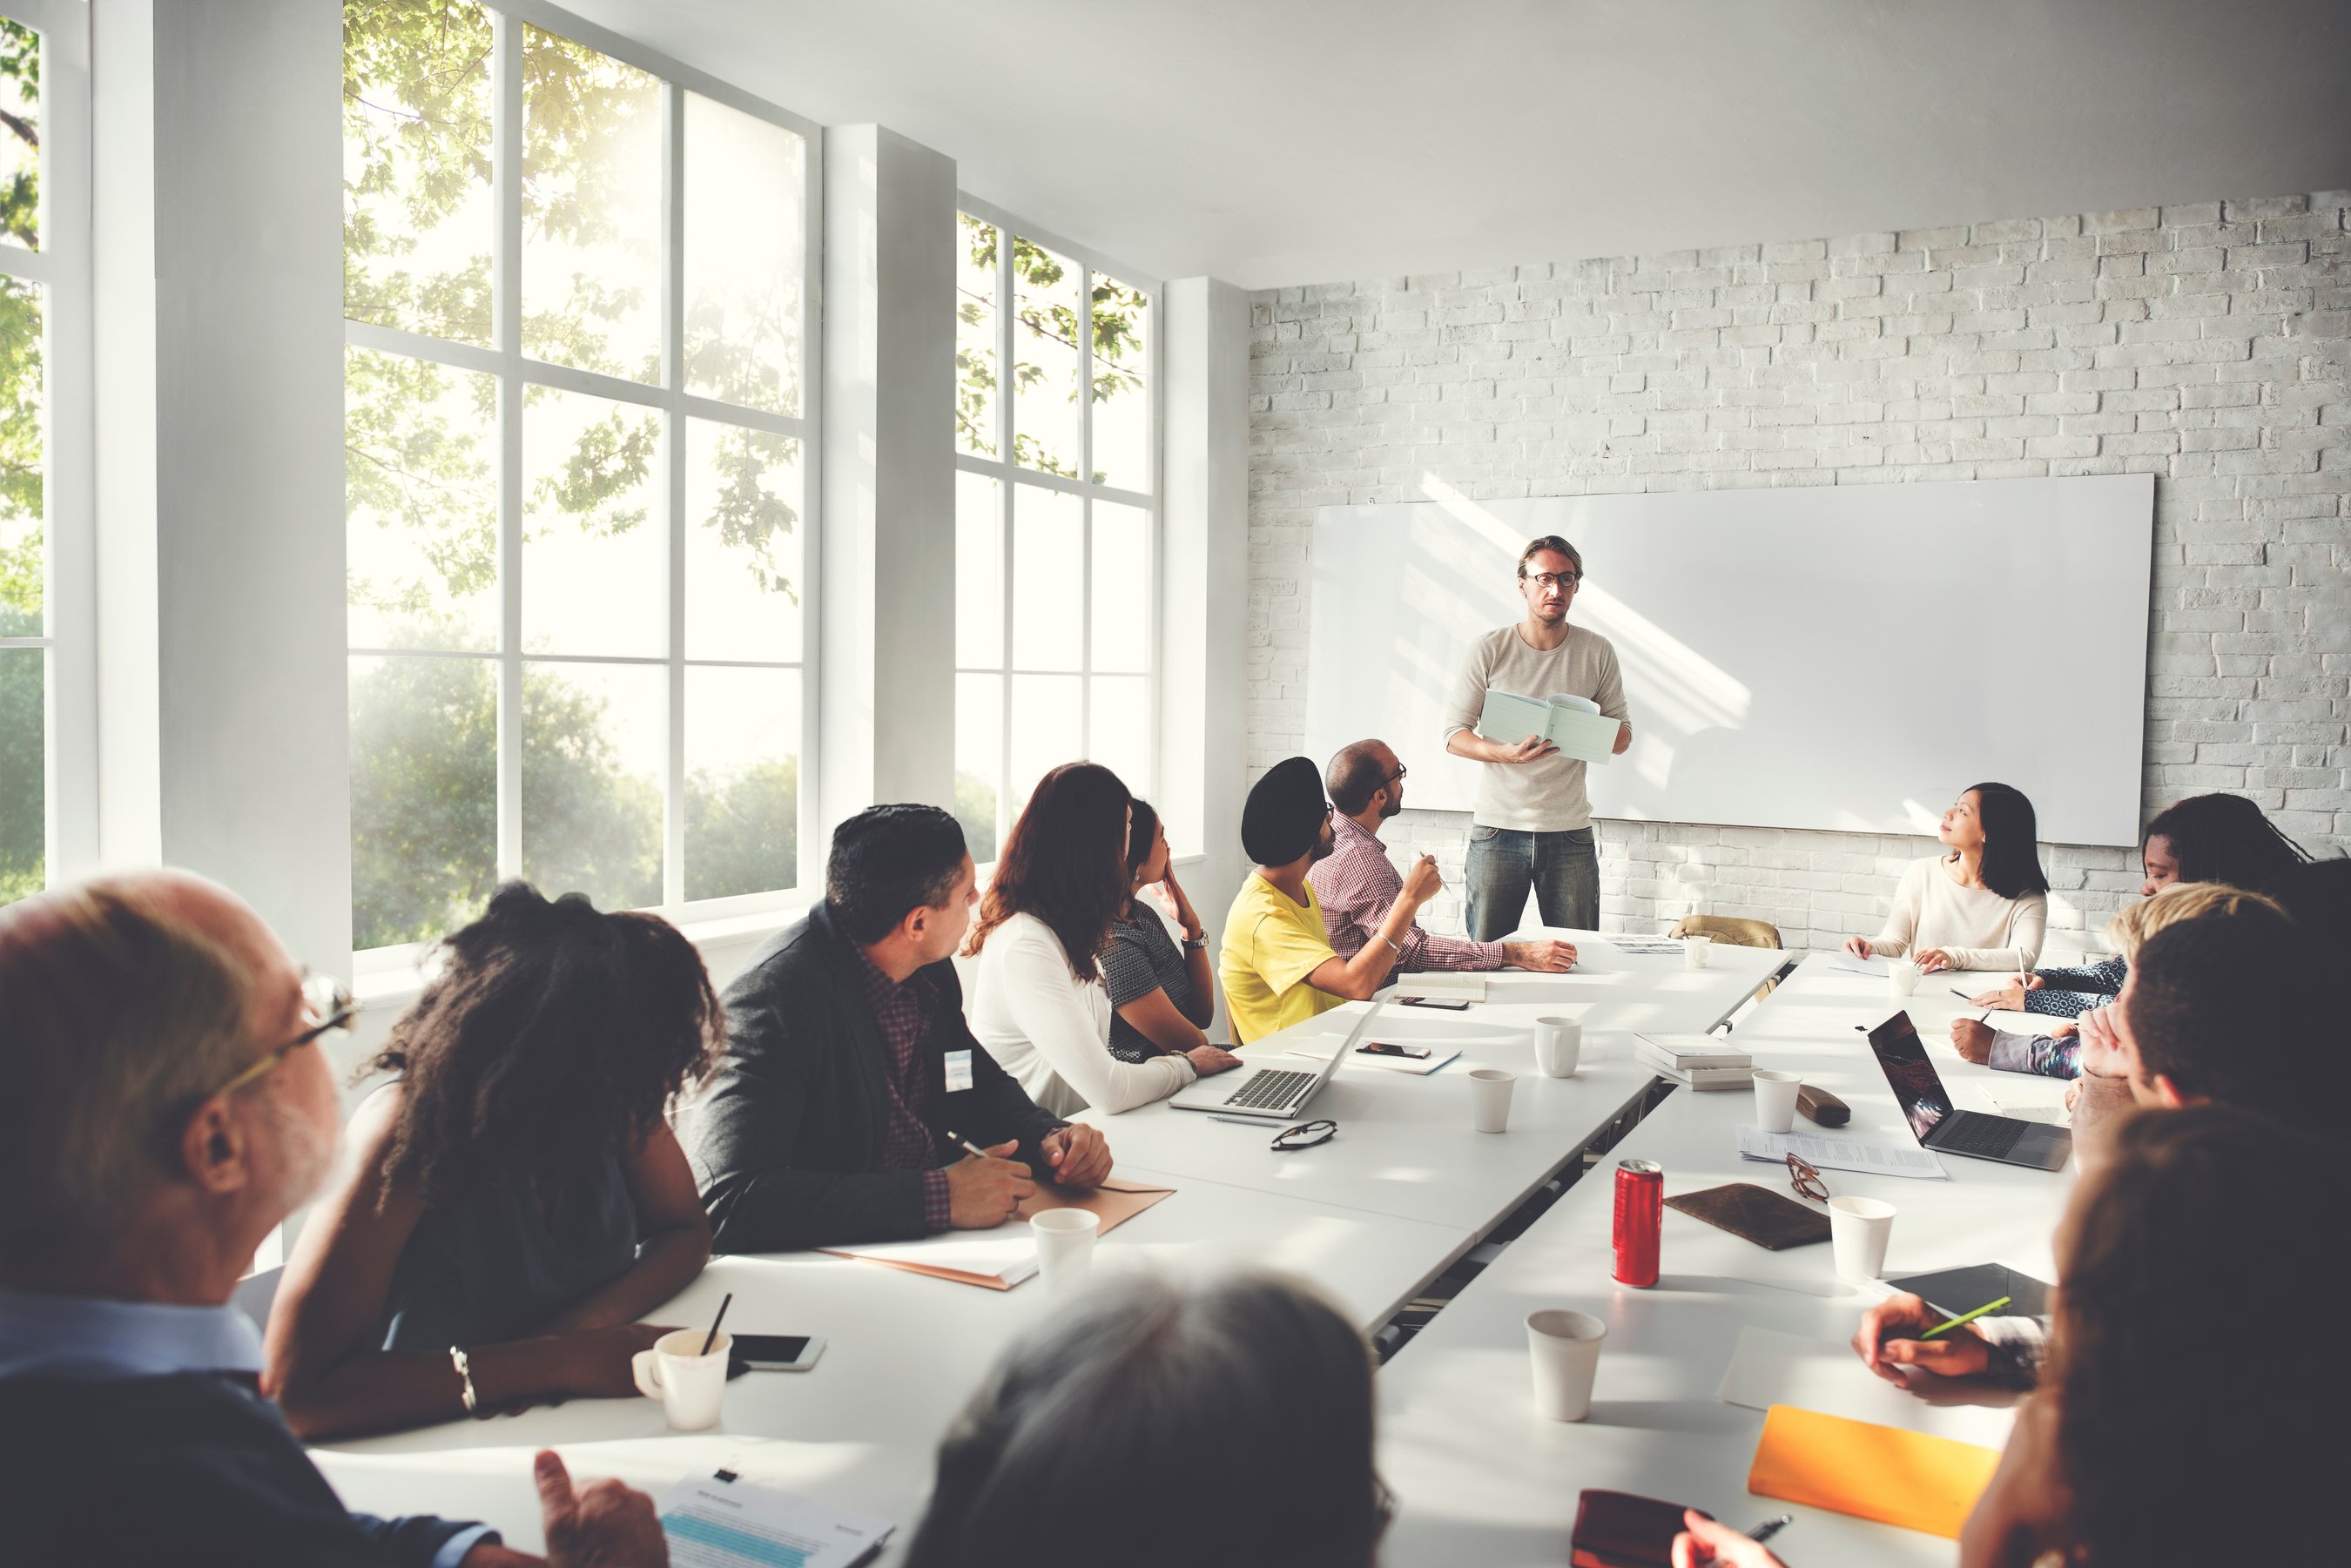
[1169,1001,1384,1120]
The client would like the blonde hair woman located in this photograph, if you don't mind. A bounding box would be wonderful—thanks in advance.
[1951,882,2281,1078]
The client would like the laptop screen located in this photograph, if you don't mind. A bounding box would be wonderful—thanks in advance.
[1866,1011,1953,1142]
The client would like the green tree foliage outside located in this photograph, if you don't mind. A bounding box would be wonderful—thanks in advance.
[955,214,1148,483]
[344,1,804,948]
[0,16,42,905]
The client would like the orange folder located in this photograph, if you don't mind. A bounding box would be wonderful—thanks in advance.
[1746,1403,2002,1538]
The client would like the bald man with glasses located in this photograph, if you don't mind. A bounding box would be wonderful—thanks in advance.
[0,871,670,1567]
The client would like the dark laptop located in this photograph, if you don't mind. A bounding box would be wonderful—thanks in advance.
[1866,1012,2071,1170]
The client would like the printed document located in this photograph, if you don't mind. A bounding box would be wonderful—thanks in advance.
[1736,1126,1946,1179]
[660,1473,893,1568]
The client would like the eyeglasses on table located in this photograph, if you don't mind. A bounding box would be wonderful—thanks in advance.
[1271,1119,1337,1151]
[1785,1152,1829,1202]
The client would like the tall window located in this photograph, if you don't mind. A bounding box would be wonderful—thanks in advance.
[342,1,816,953]
[0,1,85,908]
[952,202,1158,862]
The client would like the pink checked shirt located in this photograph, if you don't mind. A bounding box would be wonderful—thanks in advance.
[1306,814,1505,972]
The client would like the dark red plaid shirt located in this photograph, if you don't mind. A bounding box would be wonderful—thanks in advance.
[854,951,954,1233]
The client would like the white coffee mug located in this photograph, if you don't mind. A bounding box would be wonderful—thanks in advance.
[1534,1017,1582,1078]
[1526,1309,1607,1421]
[1682,934,1712,970]
[1469,1067,1516,1133]
[1829,1195,1897,1282]
[1752,1068,1802,1134]
[1888,959,1923,997]
[1030,1207,1100,1290]
[631,1328,731,1431]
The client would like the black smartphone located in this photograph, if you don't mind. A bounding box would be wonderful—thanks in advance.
[1359,1041,1432,1059]
[730,1334,825,1371]
[1399,996,1471,1011]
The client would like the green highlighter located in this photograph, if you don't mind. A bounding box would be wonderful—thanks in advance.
[1919,1295,2011,1339]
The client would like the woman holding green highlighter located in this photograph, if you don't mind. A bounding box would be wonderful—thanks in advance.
[1674,1107,2337,1567]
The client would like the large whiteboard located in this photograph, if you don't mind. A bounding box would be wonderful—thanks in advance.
[1303,475,2152,846]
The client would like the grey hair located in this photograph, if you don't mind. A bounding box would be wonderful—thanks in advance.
[0,877,259,1261]
[905,1272,1383,1568]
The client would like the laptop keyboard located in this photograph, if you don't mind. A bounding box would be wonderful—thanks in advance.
[1225,1068,1315,1111]
[1936,1112,2027,1159]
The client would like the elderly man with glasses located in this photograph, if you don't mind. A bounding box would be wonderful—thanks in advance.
[1440,535,1633,939]
[0,871,670,1567]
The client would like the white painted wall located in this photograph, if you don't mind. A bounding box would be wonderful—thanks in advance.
[818,124,959,836]
[91,0,352,968]
[1250,194,2351,959]
[1162,277,1252,1035]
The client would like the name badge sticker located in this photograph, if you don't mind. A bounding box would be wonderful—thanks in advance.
[944,1049,975,1093]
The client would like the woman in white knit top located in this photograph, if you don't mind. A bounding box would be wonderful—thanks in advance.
[1846,783,2051,972]
[965,763,1240,1117]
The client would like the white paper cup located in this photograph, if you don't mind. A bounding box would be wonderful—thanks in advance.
[1829,1196,1897,1281]
[1752,1069,1802,1134]
[1031,1208,1100,1290]
[631,1328,731,1431]
[1534,1017,1582,1078]
[1469,1067,1516,1133]
[1526,1309,1607,1421]
[1682,934,1713,970]
[1887,959,1923,997]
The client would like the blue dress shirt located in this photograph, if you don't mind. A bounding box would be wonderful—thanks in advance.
[0,1282,496,1568]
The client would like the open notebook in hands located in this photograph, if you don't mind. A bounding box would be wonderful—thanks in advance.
[1169,1001,1384,1120]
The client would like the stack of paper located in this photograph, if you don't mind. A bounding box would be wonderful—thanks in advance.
[1613,936,1687,956]
[1635,1033,1752,1090]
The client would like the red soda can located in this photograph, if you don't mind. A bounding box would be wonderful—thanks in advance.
[1612,1158,1663,1288]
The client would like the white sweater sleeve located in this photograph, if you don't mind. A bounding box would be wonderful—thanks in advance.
[994,920,1195,1114]
[1869,860,1926,958]
[1938,891,2048,972]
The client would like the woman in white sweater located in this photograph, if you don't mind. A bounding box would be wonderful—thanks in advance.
[965,763,1240,1117]
[1845,782,2050,972]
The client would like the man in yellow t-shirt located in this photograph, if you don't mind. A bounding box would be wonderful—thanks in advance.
[1218,752,1445,1044]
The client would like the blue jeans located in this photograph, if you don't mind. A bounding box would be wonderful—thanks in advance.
[1464,825,1598,940]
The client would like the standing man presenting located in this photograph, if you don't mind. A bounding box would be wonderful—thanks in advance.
[1441,535,1631,940]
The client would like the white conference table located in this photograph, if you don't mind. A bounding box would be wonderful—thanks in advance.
[1375,954,2075,1568]
[320,938,1998,1564]
[1072,935,1789,1233]
[315,1163,1467,1558]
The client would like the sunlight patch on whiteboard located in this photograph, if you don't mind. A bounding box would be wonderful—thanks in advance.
[1574,582,1752,736]
[1901,798,1940,833]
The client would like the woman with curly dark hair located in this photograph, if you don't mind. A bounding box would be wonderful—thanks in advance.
[262,883,722,1439]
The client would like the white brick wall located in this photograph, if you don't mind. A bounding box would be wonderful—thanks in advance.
[1248,193,2351,959]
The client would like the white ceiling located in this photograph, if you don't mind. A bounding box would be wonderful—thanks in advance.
[568,0,2351,290]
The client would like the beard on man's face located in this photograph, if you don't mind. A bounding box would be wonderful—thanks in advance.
[1308,821,1337,864]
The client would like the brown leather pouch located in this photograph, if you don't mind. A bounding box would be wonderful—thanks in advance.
[1797,1082,1851,1127]
[1663,1182,1831,1249]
